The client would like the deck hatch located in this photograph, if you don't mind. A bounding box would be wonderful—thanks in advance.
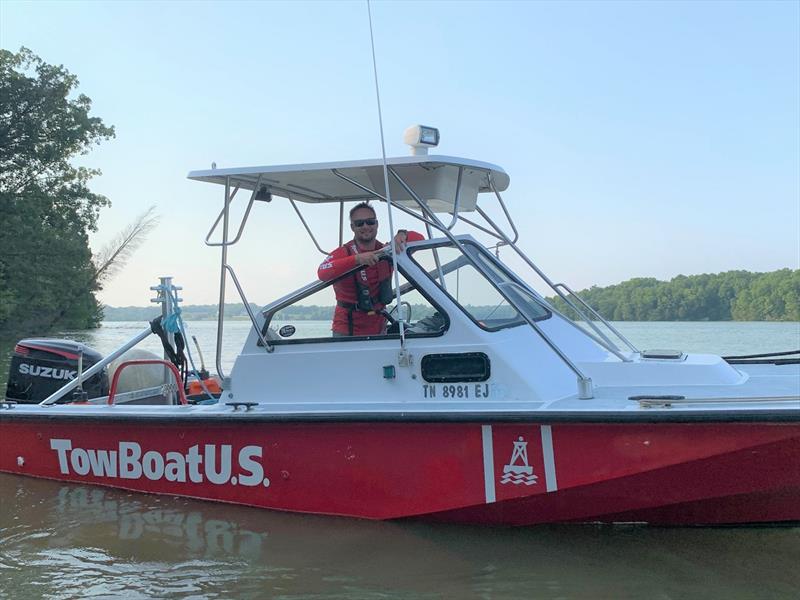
[420,352,491,383]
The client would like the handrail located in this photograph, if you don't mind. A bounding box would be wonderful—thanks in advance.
[39,326,153,406]
[205,175,263,247]
[469,184,631,360]
[223,264,273,353]
[338,202,345,247]
[457,213,505,240]
[497,281,594,398]
[331,168,442,232]
[554,282,639,353]
[637,395,799,408]
[444,166,463,230]
[486,173,520,244]
[107,359,187,406]
[426,222,448,291]
[289,194,328,256]
[328,163,617,382]
[455,190,619,354]
[215,177,232,380]
[387,166,594,399]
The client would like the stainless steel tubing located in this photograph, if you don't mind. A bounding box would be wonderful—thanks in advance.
[39,327,153,406]
[224,265,272,352]
[387,166,594,399]
[331,169,441,232]
[215,176,231,381]
[338,202,344,247]
[555,282,639,353]
[444,166,463,230]
[426,222,448,290]
[474,202,628,360]
[289,195,328,255]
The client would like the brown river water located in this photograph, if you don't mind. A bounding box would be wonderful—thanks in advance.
[1,321,799,598]
[1,474,798,599]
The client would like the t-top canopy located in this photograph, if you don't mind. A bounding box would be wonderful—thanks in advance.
[187,155,510,213]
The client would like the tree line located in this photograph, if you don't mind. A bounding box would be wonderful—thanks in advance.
[101,268,798,323]
[546,269,799,322]
[1,48,113,335]
[1,48,159,337]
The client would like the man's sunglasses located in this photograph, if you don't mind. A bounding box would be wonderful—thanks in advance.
[352,218,378,227]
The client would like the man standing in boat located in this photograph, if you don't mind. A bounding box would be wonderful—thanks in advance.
[318,202,423,336]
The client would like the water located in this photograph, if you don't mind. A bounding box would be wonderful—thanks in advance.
[1,321,799,598]
[0,477,798,600]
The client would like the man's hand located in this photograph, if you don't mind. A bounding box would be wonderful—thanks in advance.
[355,250,382,267]
[393,230,409,253]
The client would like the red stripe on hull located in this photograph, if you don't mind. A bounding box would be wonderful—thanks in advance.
[425,436,800,525]
[0,419,797,525]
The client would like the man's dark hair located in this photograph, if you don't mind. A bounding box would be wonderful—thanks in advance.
[349,202,376,220]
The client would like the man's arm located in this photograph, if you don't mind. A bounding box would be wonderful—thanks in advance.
[317,247,357,281]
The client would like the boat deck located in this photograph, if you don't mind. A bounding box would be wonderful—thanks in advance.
[2,363,797,422]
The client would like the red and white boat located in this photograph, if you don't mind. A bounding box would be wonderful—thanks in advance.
[2,127,799,525]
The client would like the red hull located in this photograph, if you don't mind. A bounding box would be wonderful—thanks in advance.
[1,418,797,525]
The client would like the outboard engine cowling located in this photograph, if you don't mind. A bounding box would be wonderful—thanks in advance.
[5,339,109,404]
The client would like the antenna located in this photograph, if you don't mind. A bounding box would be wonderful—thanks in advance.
[366,0,406,349]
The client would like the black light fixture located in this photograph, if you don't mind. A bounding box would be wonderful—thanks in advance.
[254,185,272,202]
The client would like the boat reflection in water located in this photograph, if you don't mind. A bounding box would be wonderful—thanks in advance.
[2,473,798,599]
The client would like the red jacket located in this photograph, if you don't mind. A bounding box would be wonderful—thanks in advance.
[318,232,424,335]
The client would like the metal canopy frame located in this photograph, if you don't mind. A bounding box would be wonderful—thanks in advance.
[202,158,639,399]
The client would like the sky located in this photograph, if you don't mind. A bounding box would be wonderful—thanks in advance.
[2,0,798,308]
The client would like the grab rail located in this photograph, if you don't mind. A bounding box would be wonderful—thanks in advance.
[444,166,463,230]
[107,359,187,406]
[289,195,328,255]
[497,281,594,399]
[39,326,154,406]
[554,283,639,353]
[636,395,800,408]
[387,166,594,399]
[466,181,632,361]
[223,264,273,353]
[204,175,263,248]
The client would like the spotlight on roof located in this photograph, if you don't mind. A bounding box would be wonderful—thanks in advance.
[403,125,439,156]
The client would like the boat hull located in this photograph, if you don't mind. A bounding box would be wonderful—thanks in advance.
[1,418,798,526]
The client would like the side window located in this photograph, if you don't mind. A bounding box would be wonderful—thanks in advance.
[263,268,448,344]
[267,285,336,342]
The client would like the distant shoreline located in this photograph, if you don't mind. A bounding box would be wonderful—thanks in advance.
[102,268,799,323]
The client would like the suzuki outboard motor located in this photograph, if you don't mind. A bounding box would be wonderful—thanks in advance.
[5,339,109,404]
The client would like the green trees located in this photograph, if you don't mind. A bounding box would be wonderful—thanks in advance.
[548,270,800,322]
[0,48,114,334]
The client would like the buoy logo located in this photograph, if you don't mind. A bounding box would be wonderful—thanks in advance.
[500,436,538,485]
[49,439,270,487]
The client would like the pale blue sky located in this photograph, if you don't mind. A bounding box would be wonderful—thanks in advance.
[2,0,798,306]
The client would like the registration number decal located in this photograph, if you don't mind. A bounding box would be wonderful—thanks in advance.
[422,383,490,399]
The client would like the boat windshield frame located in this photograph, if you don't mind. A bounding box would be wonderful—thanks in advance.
[193,152,638,398]
[257,259,451,346]
[408,239,551,333]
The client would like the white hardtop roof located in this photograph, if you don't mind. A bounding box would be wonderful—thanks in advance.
[187,155,509,213]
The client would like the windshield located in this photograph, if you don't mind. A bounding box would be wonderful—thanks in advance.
[410,242,550,331]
